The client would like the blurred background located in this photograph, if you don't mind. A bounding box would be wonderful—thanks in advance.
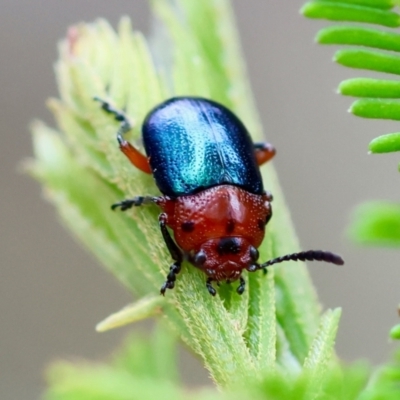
[1,0,399,398]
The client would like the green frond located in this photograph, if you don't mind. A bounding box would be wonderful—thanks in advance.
[317,26,400,51]
[302,0,400,245]
[359,349,400,399]
[302,0,400,143]
[390,324,400,339]
[339,78,400,98]
[301,1,400,27]
[348,201,400,245]
[369,132,400,152]
[334,48,400,75]
[350,98,400,119]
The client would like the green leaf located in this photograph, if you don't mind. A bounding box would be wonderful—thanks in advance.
[112,326,179,383]
[45,327,181,400]
[244,360,370,400]
[359,349,400,399]
[317,26,400,52]
[340,78,400,98]
[303,0,400,182]
[245,266,277,372]
[318,0,395,9]
[28,125,154,294]
[390,324,400,340]
[349,202,400,246]
[303,308,342,399]
[45,363,178,400]
[96,296,163,332]
[320,363,370,400]
[350,99,400,120]
[301,2,400,27]
[303,309,341,370]
[335,49,400,76]
[266,187,321,364]
[369,132,400,153]
[275,324,302,372]
[302,0,400,259]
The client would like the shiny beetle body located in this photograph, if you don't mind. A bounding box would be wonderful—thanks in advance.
[96,96,343,296]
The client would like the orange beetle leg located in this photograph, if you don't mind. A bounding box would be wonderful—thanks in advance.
[119,138,152,174]
[254,142,276,166]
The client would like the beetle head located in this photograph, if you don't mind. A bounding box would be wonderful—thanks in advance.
[191,237,259,282]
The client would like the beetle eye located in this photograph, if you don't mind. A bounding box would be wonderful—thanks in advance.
[194,251,206,266]
[249,246,259,261]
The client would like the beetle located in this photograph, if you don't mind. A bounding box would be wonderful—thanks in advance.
[95,96,344,296]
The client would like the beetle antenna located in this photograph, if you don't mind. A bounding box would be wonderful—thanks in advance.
[259,250,344,270]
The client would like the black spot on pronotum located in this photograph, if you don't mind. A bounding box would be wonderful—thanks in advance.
[217,237,241,255]
[181,221,195,232]
[257,219,265,231]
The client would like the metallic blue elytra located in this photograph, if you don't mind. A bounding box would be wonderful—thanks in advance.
[142,97,264,197]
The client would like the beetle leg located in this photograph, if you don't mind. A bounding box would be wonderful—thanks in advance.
[94,97,151,174]
[253,142,276,166]
[111,196,160,211]
[159,213,183,295]
[160,262,181,295]
[159,213,182,262]
[206,278,216,296]
[236,276,246,295]
[117,137,152,174]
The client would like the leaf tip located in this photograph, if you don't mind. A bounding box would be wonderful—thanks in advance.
[96,296,164,332]
[390,324,400,340]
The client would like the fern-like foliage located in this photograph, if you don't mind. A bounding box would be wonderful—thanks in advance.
[299,5,400,400]
[302,0,400,245]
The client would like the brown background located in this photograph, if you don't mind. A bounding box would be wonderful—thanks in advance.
[1,1,400,398]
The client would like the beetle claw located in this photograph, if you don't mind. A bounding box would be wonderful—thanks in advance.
[236,277,245,295]
[160,262,181,295]
[206,278,216,296]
